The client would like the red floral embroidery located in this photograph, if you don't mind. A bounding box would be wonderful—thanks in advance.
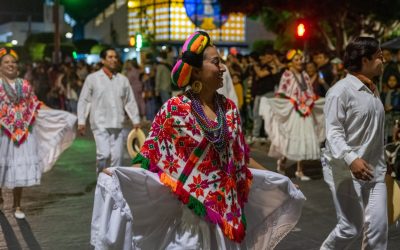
[188,174,209,198]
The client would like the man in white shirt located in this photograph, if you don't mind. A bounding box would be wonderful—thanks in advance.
[321,37,387,249]
[77,48,141,174]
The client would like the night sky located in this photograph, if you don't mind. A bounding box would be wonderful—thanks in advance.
[0,0,114,25]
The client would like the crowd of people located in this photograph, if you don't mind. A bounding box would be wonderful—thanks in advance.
[1,30,398,249]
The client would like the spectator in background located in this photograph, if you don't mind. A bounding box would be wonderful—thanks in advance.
[305,61,319,94]
[155,51,172,104]
[232,72,244,111]
[384,73,400,143]
[250,48,282,143]
[381,48,398,90]
[313,50,335,97]
[123,59,146,120]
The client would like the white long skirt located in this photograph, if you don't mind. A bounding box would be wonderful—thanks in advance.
[259,97,325,161]
[90,167,305,250]
[0,109,77,188]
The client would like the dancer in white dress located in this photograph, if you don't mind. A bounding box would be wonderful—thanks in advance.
[0,48,76,219]
[90,31,305,249]
[259,50,325,181]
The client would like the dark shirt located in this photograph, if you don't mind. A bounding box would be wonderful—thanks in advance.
[315,62,334,97]
[251,65,280,96]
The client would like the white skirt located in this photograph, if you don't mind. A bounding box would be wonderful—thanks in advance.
[259,97,325,161]
[90,167,305,250]
[0,109,77,188]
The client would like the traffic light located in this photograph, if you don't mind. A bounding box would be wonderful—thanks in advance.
[136,33,143,50]
[296,23,306,38]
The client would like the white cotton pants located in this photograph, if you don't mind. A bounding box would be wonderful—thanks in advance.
[321,162,388,250]
[92,128,124,173]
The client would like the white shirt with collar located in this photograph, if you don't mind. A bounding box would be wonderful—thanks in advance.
[324,73,386,182]
[77,69,140,130]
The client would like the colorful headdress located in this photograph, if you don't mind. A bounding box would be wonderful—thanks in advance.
[286,49,303,61]
[0,47,19,61]
[171,31,212,89]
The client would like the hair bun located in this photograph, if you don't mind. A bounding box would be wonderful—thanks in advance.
[171,59,193,88]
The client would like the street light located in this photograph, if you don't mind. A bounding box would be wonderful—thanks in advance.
[65,32,73,39]
[11,40,18,45]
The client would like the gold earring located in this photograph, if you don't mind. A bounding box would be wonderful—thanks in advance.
[191,80,203,93]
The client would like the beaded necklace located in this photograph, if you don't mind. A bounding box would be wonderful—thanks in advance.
[1,78,23,103]
[187,90,229,153]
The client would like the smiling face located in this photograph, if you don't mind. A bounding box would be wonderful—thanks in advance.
[0,54,18,80]
[291,54,303,73]
[194,46,226,92]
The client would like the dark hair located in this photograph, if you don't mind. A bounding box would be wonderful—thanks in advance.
[99,47,117,59]
[343,37,380,73]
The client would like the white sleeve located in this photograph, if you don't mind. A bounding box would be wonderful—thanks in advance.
[324,93,359,166]
[77,75,92,125]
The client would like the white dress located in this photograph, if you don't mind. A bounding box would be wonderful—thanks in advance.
[90,167,305,250]
[0,109,77,188]
[259,70,325,161]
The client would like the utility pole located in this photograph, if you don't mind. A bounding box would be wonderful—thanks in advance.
[53,0,60,64]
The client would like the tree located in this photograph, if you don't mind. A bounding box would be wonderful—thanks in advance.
[220,0,400,56]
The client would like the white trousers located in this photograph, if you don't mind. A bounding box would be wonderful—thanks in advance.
[321,162,388,250]
[92,128,124,173]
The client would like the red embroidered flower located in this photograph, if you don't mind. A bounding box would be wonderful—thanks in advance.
[188,174,209,198]
[226,203,241,225]
[162,155,179,174]
[204,190,228,215]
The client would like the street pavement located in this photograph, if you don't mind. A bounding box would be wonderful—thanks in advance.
[0,136,399,249]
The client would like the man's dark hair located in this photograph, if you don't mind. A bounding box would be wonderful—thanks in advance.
[343,37,380,73]
[99,47,117,59]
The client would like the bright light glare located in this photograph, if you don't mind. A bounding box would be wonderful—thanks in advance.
[65,32,73,39]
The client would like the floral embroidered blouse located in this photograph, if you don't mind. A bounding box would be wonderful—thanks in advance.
[0,79,40,145]
[276,70,318,117]
[133,94,252,243]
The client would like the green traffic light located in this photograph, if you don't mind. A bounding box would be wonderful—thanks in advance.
[136,34,143,49]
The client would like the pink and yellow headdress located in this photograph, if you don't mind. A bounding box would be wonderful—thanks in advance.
[286,49,303,61]
[171,31,212,89]
[0,47,19,61]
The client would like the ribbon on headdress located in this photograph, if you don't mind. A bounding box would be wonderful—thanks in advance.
[0,47,19,61]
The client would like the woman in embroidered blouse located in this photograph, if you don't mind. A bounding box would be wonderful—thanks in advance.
[0,48,76,219]
[91,32,305,249]
[259,50,325,181]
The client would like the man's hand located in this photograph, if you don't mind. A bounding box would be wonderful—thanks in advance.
[78,124,86,136]
[349,158,374,181]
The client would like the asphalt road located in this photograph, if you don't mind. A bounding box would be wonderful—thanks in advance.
[0,137,398,250]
